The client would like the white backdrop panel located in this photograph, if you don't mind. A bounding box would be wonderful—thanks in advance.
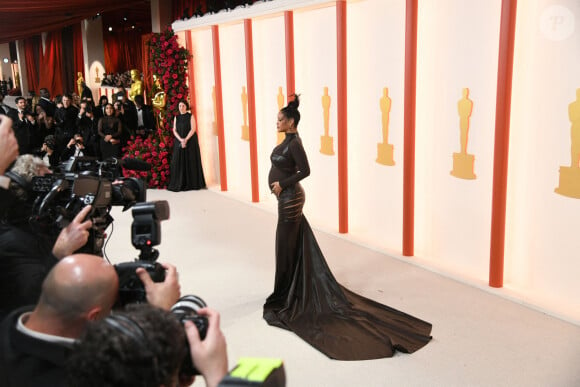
[294,5,339,230]
[506,0,580,322]
[415,0,502,280]
[252,15,286,208]
[190,28,219,186]
[219,22,252,201]
[347,0,406,253]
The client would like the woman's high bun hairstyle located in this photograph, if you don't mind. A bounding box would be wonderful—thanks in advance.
[280,94,301,128]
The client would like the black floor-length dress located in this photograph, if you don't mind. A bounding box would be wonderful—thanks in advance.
[168,112,206,191]
[263,132,432,360]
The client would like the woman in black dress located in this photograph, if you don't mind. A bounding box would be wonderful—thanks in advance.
[168,101,206,191]
[97,103,122,160]
[263,95,432,360]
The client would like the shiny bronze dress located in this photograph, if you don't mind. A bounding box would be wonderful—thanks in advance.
[263,132,432,360]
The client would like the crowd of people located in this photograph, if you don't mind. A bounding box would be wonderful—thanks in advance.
[0,113,230,386]
[0,87,156,170]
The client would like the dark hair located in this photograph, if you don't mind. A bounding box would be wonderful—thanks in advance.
[43,135,56,150]
[15,96,25,104]
[178,100,190,111]
[134,95,144,106]
[99,95,108,105]
[280,94,300,127]
[67,304,186,387]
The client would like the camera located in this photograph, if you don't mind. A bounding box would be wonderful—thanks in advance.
[29,156,146,255]
[114,200,170,307]
[171,295,209,377]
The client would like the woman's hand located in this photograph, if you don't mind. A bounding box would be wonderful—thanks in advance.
[270,181,282,196]
[181,138,187,148]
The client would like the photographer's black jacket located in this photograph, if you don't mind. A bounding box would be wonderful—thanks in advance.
[0,222,59,320]
[0,306,70,387]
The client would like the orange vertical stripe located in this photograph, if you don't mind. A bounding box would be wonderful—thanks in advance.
[244,19,260,203]
[185,31,197,121]
[284,11,295,99]
[490,0,518,288]
[403,0,418,256]
[336,0,348,234]
[212,25,228,191]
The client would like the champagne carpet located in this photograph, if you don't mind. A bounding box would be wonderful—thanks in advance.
[105,188,580,387]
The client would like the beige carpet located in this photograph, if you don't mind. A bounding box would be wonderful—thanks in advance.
[105,188,580,387]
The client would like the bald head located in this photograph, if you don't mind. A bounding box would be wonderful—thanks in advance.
[38,254,118,321]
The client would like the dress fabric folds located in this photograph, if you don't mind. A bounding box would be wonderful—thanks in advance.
[168,113,206,191]
[263,133,432,360]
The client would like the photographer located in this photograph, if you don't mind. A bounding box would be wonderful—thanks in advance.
[67,303,228,387]
[0,254,182,387]
[60,133,87,160]
[0,155,94,318]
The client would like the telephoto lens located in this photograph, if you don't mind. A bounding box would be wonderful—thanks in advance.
[171,295,209,376]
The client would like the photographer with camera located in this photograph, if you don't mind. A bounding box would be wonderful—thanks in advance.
[67,302,228,387]
[0,253,182,387]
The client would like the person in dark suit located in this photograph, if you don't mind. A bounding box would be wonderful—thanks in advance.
[7,97,32,154]
[134,94,156,139]
[53,94,79,157]
[0,253,181,387]
[37,88,56,118]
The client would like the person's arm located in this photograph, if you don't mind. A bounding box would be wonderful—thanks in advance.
[185,308,228,387]
[279,138,310,189]
[51,205,93,259]
[172,116,182,141]
[0,115,18,176]
[184,113,197,141]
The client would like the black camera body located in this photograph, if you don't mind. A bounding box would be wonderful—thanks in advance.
[113,200,170,307]
[29,157,146,255]
[114,261,166,306]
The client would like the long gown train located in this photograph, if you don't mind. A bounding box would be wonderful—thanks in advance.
[263,184,432,360]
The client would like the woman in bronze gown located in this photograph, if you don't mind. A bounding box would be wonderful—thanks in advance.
[168,100,206,191]
[263,95,432,360]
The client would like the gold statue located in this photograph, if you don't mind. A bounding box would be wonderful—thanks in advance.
[451,88,476,179]
[276,86,285,144]
[95,67,101,83]
[241,86,249,141]
[555,88,580,198]
[320,86,334,155]
[152,74,166,131]
[376,87,395,165]
[129,69,143,102]
[77,72,85,97]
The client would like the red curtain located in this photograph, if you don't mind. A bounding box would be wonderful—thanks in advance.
[141,33,153,100]
[38,31,64,97]
[23,36,40,95]
[104,30,144,75]
[72,23,84,78]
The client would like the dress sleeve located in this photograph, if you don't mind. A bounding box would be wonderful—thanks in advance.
[279,137,310,189]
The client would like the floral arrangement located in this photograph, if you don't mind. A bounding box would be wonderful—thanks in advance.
[122,27,190,188]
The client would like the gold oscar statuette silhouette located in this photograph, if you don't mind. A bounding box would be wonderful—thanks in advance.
[241,86,250,141]
[95,67,101,83]
[77,72,85,97]
[555,88,580,198]
[320,86,335,155]
[152,74,166,132]
[451,88,476,179]
[212,87,218,136]
[277,86,285,144]
[376,87,395,165]
[129,69,143,102]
